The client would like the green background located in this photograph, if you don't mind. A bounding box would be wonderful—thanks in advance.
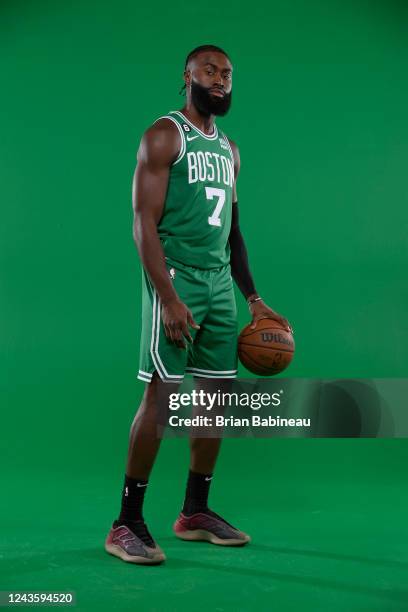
[1,0,408,610]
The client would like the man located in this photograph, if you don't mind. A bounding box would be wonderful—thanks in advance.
[105,44,291,565]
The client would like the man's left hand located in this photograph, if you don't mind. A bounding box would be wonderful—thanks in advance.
[249,300,293,333]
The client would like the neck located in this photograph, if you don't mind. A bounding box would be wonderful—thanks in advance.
[180,103,215,135]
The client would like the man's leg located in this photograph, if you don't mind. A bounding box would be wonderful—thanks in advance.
[174,264,250,545]
[125,373,177,478]
[174,377,250,546]
[117,372,178,525]
[190,437,222,474]
[105,373,178,565]
[183,376,224,513]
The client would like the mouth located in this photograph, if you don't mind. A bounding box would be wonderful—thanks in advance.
[209,88,225,98]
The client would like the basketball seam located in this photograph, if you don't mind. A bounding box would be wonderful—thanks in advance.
[238,348,273,374]
[238,343,294,353]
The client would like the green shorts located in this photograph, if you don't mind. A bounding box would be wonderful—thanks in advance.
[137,257,238,383]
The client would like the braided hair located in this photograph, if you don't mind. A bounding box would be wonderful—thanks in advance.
[179,44,231,96]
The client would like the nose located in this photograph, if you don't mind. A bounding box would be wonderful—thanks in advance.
[212,73,225,88]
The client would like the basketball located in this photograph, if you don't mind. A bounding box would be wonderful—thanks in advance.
[238,318,295,376]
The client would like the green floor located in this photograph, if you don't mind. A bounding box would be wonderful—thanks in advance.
[2,439,408,611]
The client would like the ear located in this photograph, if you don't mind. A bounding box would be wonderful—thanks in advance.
[184,69,191,88]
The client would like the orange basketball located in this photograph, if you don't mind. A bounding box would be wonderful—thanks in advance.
[238,318,295,376]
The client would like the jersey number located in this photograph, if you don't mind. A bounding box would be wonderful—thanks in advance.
[206,187,225,227]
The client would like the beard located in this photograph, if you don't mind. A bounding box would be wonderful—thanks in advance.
[190,78,232,117]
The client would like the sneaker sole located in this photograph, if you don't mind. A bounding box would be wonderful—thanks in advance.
[105,543,166,565]
[174,528,250,547]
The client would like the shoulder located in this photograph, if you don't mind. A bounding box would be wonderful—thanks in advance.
[137,117,182,165]
[143,116,181,151]
[137,116,182,165]
[148,116,182,138]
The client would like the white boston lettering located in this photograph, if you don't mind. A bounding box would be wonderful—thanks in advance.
[205,151,215,181]
[220,156,231,186]
[187,152,198,183]
[197,151,206,182]
[187,151,233,187]
[212,152,221,183]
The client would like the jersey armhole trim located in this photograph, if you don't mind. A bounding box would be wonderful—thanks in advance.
[222,132,235,181]
[223,132,235,163]
[153,115,186,165]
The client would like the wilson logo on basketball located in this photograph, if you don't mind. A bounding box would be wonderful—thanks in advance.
[261,332,293,347]
[238,320,295,376]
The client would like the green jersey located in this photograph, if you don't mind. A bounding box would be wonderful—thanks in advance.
[154,110,234,269]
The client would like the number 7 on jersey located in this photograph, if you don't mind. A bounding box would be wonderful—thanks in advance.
[206,187,225,227]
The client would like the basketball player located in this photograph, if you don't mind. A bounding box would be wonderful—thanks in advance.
[105,45,292,564]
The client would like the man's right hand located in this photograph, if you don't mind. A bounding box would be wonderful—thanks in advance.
[161,299,200,349]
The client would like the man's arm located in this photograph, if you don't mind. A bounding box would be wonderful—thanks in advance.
[228,139,292,332]
[133,120,199,348]
[228,139,257,300]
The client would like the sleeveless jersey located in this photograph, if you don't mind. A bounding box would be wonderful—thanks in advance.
[154,110,234,269]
